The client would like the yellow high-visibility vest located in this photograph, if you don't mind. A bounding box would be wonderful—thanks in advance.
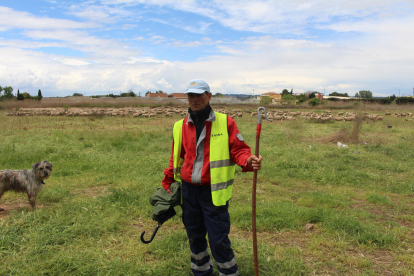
[173,112,235,206]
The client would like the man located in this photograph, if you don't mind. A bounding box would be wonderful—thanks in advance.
[162,79,262,276]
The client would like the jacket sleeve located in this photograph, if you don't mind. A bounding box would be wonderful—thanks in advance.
[228,116,254,172]
[161,139,175,191]
[161,138,186,190]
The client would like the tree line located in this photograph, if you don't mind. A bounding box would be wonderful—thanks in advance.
[0,86,43,101]
[260,88,409,106]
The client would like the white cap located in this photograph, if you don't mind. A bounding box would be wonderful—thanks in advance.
[183,79,210,95]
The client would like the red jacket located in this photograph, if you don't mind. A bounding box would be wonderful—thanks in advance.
[162,110,254,190]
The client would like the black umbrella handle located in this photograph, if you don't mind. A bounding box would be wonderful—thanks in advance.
[141,224,160,244]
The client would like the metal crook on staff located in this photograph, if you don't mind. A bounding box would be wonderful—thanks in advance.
[252,107,272,276]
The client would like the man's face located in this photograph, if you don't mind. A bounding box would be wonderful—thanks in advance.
[187,92,212,113]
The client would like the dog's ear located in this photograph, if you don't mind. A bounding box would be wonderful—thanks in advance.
[32,162,41,170]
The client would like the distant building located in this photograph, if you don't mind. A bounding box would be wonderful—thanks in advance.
[257,92,282,101]
[146,92,169,98]
[314,93,324,101]
[170,93,187,100]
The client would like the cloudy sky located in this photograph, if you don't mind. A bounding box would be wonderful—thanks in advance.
[0,0,413,97]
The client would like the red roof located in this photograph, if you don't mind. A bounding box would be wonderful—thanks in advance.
[170,93,187,99]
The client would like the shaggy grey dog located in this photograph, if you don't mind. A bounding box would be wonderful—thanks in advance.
[0,161,53,211]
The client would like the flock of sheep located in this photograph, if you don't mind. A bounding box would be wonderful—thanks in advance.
[4,107,414,122]
[248,109,413,122]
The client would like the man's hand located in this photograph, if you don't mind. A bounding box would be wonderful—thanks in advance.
[166,189,173,195]
[247,155,263,170]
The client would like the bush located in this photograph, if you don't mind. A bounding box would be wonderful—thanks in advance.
[396,97,414,105]
[260,96,272,105]
[296,94,307,104]
[308,98,320,106]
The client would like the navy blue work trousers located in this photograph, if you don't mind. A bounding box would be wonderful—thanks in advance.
[182,180,240,276]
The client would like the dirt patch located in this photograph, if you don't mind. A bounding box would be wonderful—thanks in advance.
[0,202,42,220]
[369,209,385,215]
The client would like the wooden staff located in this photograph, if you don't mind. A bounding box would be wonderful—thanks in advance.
[252,107,271,276]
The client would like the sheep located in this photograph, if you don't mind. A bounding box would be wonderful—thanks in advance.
[344,116,357,121]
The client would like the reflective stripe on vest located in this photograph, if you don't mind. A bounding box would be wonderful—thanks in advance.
[173,112,235,206]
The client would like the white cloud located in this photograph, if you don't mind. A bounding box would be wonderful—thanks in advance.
[0,6,97,30]
[53,57,91,66]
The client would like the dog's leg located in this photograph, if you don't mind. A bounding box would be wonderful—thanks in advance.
[0,188,5,211]
[27,192,37,209]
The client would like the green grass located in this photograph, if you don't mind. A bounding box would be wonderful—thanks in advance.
[1,109,413,275]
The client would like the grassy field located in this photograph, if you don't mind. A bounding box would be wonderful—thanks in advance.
[0,106,413,275]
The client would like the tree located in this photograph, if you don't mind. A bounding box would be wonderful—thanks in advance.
[329,92,349,97]
[390,94,396,101]
[38,89,43,100]
[2,86,13,99]
[120,90,136,97]
[73,93,83,97]
[0,86,2,96]
[296,94,307,104]
[282,89,290,97]
[214,93,224,97]
[308,92,316,99]
[355,92,360,98]
[127,89,136,97]
[358,90,373,98]
[260,96,272,105]
[17,89,24,100]
[308,98,321,106]
[22,92,31,100]
[282,94,295,101]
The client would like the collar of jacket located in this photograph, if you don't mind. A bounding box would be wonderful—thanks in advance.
[187,104,216,125]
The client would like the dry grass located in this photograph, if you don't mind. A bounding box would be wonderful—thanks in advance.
[315,117,363,144]
[0,97,185,110]
[2,98,414,113]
